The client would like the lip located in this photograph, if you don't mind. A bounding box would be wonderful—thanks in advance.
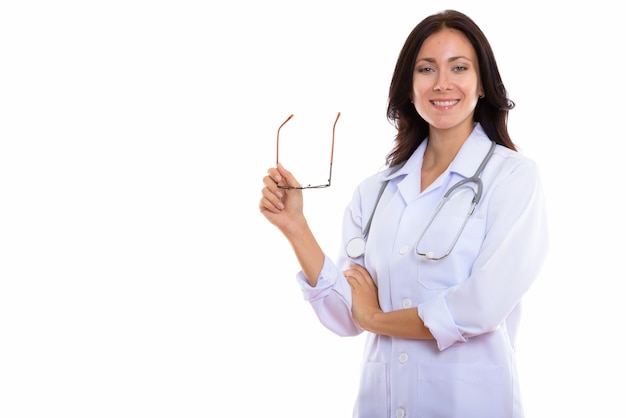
[430,99,460,108]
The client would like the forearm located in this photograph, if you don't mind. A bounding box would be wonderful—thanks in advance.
[261,165,327,287]
[361,308,434,340]
[344,264,435,340]
[283,218,325,287]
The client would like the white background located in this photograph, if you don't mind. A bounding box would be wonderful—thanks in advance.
[1,1,624,417]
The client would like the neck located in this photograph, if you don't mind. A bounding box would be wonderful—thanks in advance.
[423,123,473,168]
[420,123,475,192]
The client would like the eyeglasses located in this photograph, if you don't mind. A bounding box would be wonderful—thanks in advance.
[275,112,341,189]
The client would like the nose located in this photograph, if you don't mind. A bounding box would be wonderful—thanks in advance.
[433,72,451,92]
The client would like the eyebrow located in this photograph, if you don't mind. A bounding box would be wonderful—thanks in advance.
[416,56,473,64]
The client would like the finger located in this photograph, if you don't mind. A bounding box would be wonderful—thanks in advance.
[276,163,301,189]
[260,185,285,213]
[344,270,364,286]
[261,174,285,211]
[349,263,368,274]
[344,273,358,290]
[345,265,366,278]
[346,265,377,290]
[263,173,284,195]
[259,194,283,214]
[267,167,282,185]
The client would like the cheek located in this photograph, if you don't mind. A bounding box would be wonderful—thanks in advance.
[466,77,482,97]
[412,99,432,123]
[410,86,423,106]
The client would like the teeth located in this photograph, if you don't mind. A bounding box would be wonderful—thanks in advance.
[433,100,457,106]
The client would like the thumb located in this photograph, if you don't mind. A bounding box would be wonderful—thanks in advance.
[276,163,300,188]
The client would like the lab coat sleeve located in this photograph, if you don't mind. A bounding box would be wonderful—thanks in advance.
[296,255,363,336]
[295,180,379,337]
[418,158,549,351]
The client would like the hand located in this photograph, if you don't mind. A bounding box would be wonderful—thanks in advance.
[259,163,305,233]
[344,263,382,332]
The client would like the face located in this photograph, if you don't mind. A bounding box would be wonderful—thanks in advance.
[411,28,483,135]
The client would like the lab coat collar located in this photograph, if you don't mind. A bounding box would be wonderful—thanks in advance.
[447,123,494,178]
[383,123,494,201]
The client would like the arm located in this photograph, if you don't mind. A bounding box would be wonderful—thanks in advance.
[419,158,549,350]
[344,263,434,340]
[259,163,324,286]
[261,164,363,337]
[343,158,548,345]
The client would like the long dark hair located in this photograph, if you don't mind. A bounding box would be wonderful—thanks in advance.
[386,9,516,166]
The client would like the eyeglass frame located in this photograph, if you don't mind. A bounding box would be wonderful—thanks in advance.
[275,112,341,189]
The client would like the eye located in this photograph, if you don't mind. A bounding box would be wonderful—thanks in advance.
[453,65,468,72]
[417,66,435,73]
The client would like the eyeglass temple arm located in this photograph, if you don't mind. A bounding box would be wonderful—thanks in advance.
[276,114,294,166]
[325,111,341,185]
[276,111,340,179]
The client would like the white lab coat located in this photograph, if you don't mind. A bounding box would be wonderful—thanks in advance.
[296,123,549,418]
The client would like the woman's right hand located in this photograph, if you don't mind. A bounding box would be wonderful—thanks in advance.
[259,163,306,234]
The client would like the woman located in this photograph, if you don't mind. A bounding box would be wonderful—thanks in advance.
[260,9,548,418]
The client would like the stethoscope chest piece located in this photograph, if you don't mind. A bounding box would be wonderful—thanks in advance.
[346,236,367,259]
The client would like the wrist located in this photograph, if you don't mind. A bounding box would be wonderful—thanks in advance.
[281,215,309,239]
[359,310,382,334]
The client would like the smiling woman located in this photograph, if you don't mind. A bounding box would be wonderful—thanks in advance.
[2,1,622,417]
[259,9,548,418]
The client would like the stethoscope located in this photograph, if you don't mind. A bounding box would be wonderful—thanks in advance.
[345,140,496,260]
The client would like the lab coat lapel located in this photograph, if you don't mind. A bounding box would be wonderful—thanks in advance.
[393,123,493,204]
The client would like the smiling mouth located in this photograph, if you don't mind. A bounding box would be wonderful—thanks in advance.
[431,100,459,106]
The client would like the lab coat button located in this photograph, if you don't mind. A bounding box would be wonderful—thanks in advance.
[399,352,409,363]
[402,298,411,308]
[399,244,409,255]
[395,408,406,418]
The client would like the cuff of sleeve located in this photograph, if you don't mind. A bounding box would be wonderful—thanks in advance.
[418,292,466,351]
[296,255,344,302]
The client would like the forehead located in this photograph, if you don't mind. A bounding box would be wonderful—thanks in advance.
[417,28,476,59]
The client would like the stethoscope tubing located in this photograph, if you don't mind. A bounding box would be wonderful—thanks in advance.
[346,141,496,260]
